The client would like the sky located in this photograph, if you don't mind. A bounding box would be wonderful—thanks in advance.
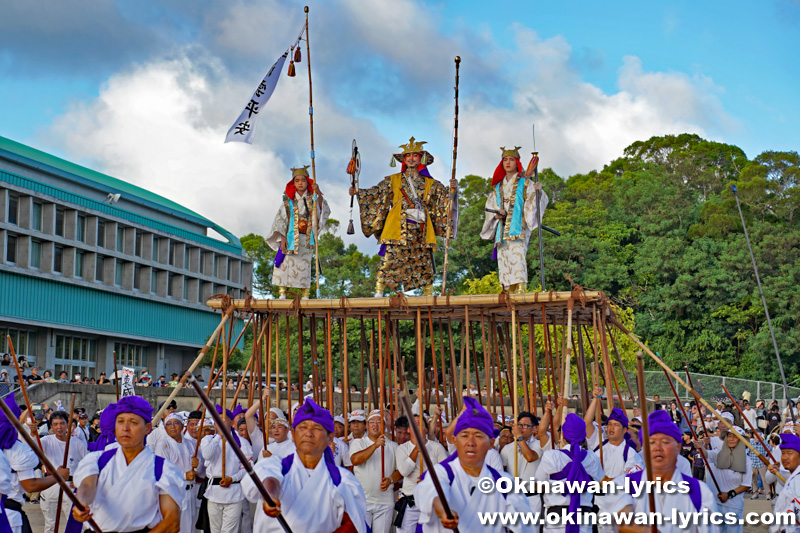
[1,0,797,244]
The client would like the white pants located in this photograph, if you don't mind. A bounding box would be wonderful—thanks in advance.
[180,486,195,533]
[398,504,420,533]
[718,496,744,533]
[207,500,243,533]
[41,484,72,533]
[366,502,394,533]
[240,499,253,533]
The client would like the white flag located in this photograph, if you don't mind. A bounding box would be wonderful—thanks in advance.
[121,367,136,397]
[225,50,289,144]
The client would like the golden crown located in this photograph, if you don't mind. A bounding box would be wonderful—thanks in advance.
[291,165,310,177]
[501,146,522,159]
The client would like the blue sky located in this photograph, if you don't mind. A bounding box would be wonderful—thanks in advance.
[1,0,797,239]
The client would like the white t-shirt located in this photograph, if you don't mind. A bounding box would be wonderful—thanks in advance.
[396,439,448,496]
[349,435,398,506]
[500,435,542,479]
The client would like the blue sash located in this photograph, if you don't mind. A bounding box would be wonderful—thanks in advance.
[494,176,527,245]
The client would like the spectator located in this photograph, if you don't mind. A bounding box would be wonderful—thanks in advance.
[334,380,343,393]
[26,366,44,384]
[653,394,663,410]
[741,389,752,403]
[156,375,167,387]
[89,415,101,442]
[0,353,10,366]
[756,400,768,432]
[89,377,96,384]
[17,356,30,370]
[668,400,682,425]
[169,373,179,387]
[747,429,769,500]
[70,372,83,384]
[680,431,694,461]
[97,372,109,385]
[57,371,69,383]
[742,400,757,430]
[226,377,235,390]
[42,369,55,382]
[766,405,782,434]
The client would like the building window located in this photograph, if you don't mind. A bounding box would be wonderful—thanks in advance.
[54,334,96,377]
[75,251,84,278]
[76,214,86,242]
[31,202,42,231]
[213,254,218,278]
[133,265,142,290]
[115,260,123,286]
[97,220,106,247]
[53,245,63,273]
[55,207,65,237]
[152,237,160,262]
[184,248,190,270]
[183,279,189,300]
[5,234,17,264]
[1,328,37,364]
[167,273,175,298]
[226,259,232,281]
[114,342,147,369]
[95,255,105,282]
[7,195,18,225]
[135,231,142,257]
[30,240,41,269]
[151,269,158,293]
[116,226,124,253]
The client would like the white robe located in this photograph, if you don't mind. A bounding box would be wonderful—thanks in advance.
[604,467,720,533]
[769,465,800,533]
[3,440,38,531]
[156,436,195,533]
[72,446,185,531]
[242,452,367,533]
[201,435,249,504]
[266,191,331,289]
[480,173,549,288]
[414,455,531,532]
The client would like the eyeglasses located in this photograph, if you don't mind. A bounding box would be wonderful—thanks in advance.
[517,424,534,429]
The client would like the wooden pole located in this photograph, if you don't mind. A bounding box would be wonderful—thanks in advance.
[378,310,386,479]
[600,309,615,411]
[221,319,231,479]
[530,315,545,417]
[326,311,334,414]
[275,313,281,410]
[112,350,120,402]
[440,56,460,296]
[516,320,529,412]
[360,318,366,411]
[429,309,444,445]
[511,304,519,477]
[635,352,658,533]
[298,315,305,407]
[416,308,425,478]
[592,306,604,467]
[310,315,319,405]
[342,315,350,437]
[446,320,461,413]
[260,315,271,455]
[302,5,321,299]
[7,336,43,450]
[368,320,378,411]
[286,315,292,424]
[480,313,492,415]
[491,318,505,420]
[53,392,76,533]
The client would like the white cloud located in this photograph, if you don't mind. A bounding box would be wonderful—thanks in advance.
[454,28,738,179]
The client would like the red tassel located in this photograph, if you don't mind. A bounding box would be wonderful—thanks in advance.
[287,61,296,77]
[294,48,302,63]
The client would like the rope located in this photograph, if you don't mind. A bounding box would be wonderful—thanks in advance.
[209,293,233,315]
[339,295,351,310]
[389,292,409,312]
[291,294,303,317]
[242,287,256,314]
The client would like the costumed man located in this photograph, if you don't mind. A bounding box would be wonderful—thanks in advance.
[39,411,88,533]
[244,399,368,532]
[200,405,250,533]
[480,147,548,293]
[585,403,638,477]
[332,415,352,469]
[259,408,295,462]
[501,411,542,488]
[147,399,178,453]
[395,413,448,533]
[69,395,184,532]
[155,412,198,533]
[349,409,401,533]
[606,410,719,533]
[266,165,330,299]
[414,396,531,532]
[0,448,14,530]
[348,410,367,442]
[349,137,458,296]
[2,396,69,533]
[697,423,752,533]
[534,412,606,533]
[767,433,800,533]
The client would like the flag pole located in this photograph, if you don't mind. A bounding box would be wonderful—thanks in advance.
[303,6,321,299]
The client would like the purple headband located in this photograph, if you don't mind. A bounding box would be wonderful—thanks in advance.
[563,413,586,444]
[216,405,234,421]
[648,410,681,443]
[454,396,495,438]
[115,396,153,423]
[231,405,245,418]
[0,395,22,450]
[606,408,629,428]
[780,433,800,454]
[88,403,118,452]
[293,398,334,433]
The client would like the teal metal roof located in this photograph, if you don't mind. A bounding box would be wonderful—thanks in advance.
[0,269,241,346]
[0,135,241,251]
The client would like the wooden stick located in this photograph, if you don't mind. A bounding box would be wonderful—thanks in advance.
[600,310,615,411]
[511,304,519,477]
[259,315,270,455]
[541,307,556,445]
[575,326,590,414]
[491,318,505,420]
[429,309,444,445]
[53,393,76,533]
[480,313,492,415]
[154,309,232,424]
[310,315,319,406]
[635,352,658,533]
[367,320,378,411]
[298,314,305,408]
[516,320,529,412]
[230,352,255,410]
[562,300,574,400]
[342,315,350,437]
[609,316,786,483]
[446,320,461,413]
[221,317,231,478]
[360,318,366,411]
[438,319,451,420]
[606,324,636,401]
[378,309,386,479]
[722,385,777,464]
[464,306,471,401]
[112,350,120,402]
[416,308,425,478]
[7,335,42,450]
[530,315,545,417]
[471,324,483,409]
[286,315,293,425]
[275,312,281,410]
[592,306,604,467]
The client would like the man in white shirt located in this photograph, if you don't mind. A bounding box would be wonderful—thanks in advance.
[348,409,367,442]
[201,405,249,533]
[39,411,87,533]
[71,395,184,532]
[156,412,198,533]
[700,424,752,533]
[501,411,541,482]
[350,409,401,533]
[261,408,296,461]
[395,412,448,533]
[767,433,800,533]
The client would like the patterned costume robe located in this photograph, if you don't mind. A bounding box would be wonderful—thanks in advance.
[480,173,548,288]
[266,191,330,289]
[357,171,455,291]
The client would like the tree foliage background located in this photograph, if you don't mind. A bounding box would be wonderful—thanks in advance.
[237,134,800,385]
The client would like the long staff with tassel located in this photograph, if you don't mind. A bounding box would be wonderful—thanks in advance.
[441,56,460,295]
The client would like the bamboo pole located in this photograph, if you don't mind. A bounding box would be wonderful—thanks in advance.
[592,306,604,467]
[530,315,545,417]
[438,319,451,420]
[275,313,281,410]
[378,310,386,479]
[326,311,334,415]
[342,314,350,437]
[302,5,321,299]
[298,315,305,407]
[635,352,658,533]
[609,316,786,484]
[368,320,378,411]
[511,304,519,477]
[310,315,319,405]
[286,315,292,425]
[8,336,43,450]
[447,320,461,413]
[600,309,615,411]
[480,313,492,415]
[221,318,231,479]
[360,318,366,411]
[516,320,529,412]
[429,308,444,445]
[53,392,76,533]
[491,318,505,420]
[112,350,120,402]
[260,315,271,455]
[417,308,425,478]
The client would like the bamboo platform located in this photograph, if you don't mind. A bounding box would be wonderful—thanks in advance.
[205,289,611,325]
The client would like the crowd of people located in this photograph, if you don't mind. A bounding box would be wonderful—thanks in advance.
[3,381,800,533]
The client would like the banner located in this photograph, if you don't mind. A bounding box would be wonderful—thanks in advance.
[121,367,136,397]
[224,50,289,144]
